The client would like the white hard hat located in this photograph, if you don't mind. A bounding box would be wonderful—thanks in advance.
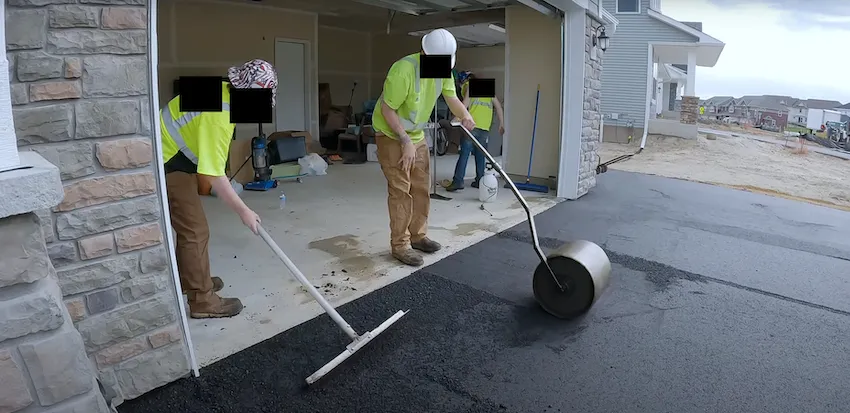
[422,28,457,68]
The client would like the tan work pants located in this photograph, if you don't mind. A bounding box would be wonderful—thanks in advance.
[165,171,215,303]
[376,134,431,252]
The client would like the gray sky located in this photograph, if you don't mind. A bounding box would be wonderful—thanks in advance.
[662,0,850,103]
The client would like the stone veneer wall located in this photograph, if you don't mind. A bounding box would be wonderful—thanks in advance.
[5,0,190,407]
[680,95,699,125]
[0,158,110,413]
[578,14,604,197]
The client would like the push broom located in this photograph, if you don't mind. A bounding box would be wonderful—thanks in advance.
[256,225,407,385]
[510,85,549,193]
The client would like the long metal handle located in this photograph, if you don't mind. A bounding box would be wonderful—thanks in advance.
[257,225,360,340]
[450,122,562,290]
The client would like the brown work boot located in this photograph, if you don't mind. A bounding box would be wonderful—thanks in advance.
[411,237,442,254]
[188,293,244,319]
[392,248,424,266]
[182,277,224,295]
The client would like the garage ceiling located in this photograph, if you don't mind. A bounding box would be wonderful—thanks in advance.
[222,0,509,33]
[232,0,511,15]
[409,23,505,47]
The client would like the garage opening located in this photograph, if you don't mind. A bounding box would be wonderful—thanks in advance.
[155,0,562,367]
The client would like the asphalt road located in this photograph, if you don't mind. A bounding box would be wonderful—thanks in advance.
[119,170,850,413]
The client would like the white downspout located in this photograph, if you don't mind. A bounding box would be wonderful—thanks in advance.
[639,44,653,150]
[0,0,22,172]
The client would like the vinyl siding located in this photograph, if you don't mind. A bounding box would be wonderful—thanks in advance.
[600,0,698,128]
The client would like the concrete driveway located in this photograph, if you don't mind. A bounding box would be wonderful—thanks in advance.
[118,170,850,413]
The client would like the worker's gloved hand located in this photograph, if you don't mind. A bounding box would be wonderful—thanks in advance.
[460,115,475,132]
[399,141,416,171]
[239,208,261,234]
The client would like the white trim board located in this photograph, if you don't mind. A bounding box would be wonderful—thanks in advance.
[556,9,585,199]
[148,0,200,378]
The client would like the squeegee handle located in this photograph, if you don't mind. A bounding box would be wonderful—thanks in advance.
[257,226,360,340]
[451,122,554,278]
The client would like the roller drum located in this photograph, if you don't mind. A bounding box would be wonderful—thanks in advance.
[533,240,611,319]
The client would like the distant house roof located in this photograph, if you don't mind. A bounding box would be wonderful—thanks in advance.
[704,96,734,106]
[740,95,791,112]
[805,99,843,109]
[837,102,850,109]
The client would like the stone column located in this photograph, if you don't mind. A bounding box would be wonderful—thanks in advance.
[6,0,191,405]
[680,96,700,125]
[0,153,110,413]
[578,15,605,197]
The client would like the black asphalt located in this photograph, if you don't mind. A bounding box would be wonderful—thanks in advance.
[119,171,850,413]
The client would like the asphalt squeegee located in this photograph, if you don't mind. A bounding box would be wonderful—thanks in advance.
[256,226,407,385]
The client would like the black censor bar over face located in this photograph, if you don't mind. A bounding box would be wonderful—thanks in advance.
[468,78,496,98]
[177,76,273,124]
[420,54,452,79]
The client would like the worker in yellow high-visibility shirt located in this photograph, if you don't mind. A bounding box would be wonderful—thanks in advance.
[160,59,276,318]
[372,28,476,267]
[445,71,505,192]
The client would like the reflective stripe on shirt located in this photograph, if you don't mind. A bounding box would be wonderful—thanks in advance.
[161,102,231,165]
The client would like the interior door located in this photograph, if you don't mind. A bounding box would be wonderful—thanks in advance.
[274,40,308,131]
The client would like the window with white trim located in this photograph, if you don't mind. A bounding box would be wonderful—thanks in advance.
[617,0,640,13]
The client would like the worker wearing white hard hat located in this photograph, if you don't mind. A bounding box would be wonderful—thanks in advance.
[372,28,476,267]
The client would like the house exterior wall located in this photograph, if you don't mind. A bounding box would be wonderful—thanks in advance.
[599,0,697,130]
[756,110,788,129]
[6,0,190,407]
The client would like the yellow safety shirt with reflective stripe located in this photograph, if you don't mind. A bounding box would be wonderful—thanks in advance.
[372,53,458,143]
[160,82,235,177]
[462,82,494,132]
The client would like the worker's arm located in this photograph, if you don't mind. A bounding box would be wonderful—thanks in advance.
[445,96,472,120]
[380,63,414,145]
[462,84,471,108]
[381,102,412,145]
[441,77,468,118]
[196,117,260,232]
[493,97,505,126]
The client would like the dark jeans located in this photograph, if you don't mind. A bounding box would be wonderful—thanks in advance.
[452,127,489,186]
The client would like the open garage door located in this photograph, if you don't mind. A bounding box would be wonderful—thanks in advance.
[152,0,570,375]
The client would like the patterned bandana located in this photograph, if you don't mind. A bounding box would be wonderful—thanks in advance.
[227,59,278,107]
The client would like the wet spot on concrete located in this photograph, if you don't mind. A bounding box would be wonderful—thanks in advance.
[430,222,494,237]
[309,234,377,278]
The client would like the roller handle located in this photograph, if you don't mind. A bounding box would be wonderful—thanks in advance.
[450,122,561,290]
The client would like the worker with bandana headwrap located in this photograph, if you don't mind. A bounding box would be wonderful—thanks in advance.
[160,59,277,318]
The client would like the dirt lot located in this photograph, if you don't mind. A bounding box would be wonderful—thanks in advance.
[599,132,850,211]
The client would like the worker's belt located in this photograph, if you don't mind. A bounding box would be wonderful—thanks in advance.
[161,102,231,165]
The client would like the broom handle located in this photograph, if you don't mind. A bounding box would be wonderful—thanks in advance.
[257,226,360,340]
[526,85,540,181]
